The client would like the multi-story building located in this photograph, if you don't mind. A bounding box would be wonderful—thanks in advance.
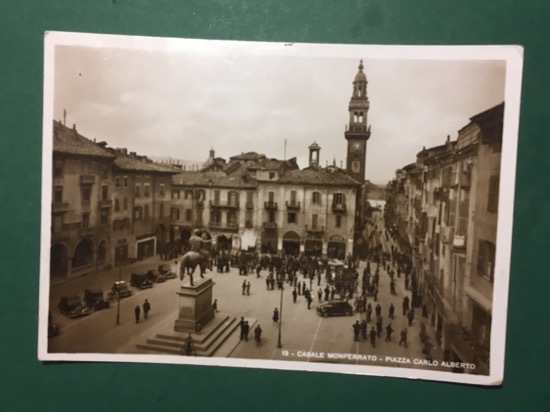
[385,102,504,375]
[50,121,177,281]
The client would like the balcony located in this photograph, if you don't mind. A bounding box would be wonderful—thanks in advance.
[286,200,301,210]
[245,201,254,210]
[99,199,113,208]
[195,199,204,208]
[209,200,240,209]
[331,203,347,213]
[80,175,95,185]
[459,170,471,188]
[264,201,278,210]
[208,221,239,232]
[79,225,95,236]
[452,233,466,249]
[263,222,277,230]
[51,201,69,213]
[305,224,324,233]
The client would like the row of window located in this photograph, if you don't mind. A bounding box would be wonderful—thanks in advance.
[133,203,165,220]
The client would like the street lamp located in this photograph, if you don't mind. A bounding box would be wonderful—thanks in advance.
[277,278,284,349]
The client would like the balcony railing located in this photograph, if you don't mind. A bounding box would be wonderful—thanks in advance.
[195,199,204,208]
[286,200,301,210]
[51,202,69,213]
[331,203,347,213]
[263,222,277,230]
[99,199,113,208]
[79,226,95,236]
[245,201,254,210]
[209,200,240,209]
[305,224,324,233]
[80,175,95,185]
[452,233,466,249]
[264,201,278,210]
[209,221,239,232]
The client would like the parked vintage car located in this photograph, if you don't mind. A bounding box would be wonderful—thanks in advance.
[158,263,177,279]
[57,295,90,318]
[111,280,132,298]
[84,287,111,310]
[146,269,166,283]
[316,300,354,317]
[130,272,153,289]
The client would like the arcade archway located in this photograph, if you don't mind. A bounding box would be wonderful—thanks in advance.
[50,243,69,279]
[261,229,278,254]
[97,239,107,263]
[327,234,346,259]
[72,238,94,269]
[282,231,300,256]
[304,238,323,257]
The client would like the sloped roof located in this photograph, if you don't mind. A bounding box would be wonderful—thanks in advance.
[53,120,115,159]
[172,171,201,185]
[192,172,257,189]
[113,154,178,174]
[277,169,361,187]
[229,151,265,161]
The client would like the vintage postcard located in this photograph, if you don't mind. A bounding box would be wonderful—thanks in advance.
[39,32,523,385]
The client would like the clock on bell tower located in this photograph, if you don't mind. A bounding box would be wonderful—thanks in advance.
[345,60,371,183]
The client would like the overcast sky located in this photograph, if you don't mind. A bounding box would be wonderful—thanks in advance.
[53,41,506,184]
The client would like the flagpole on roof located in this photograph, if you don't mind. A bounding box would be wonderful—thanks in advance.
[284,139,287,161]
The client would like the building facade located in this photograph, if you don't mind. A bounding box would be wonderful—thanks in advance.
[385,103,504,375]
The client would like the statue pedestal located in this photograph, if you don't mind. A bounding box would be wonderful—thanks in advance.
[174,278,215,333]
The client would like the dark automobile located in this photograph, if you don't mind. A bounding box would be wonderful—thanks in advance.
[111,281,132,298]
[57,295,90,318]
[84,287,111,310]
[316,300,354,317]
[146,269,167,283]
[130,272,153,289]
[158,263,177,279]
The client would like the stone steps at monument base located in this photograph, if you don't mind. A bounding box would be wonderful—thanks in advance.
[135,316,243,357]
[156,315,231,345]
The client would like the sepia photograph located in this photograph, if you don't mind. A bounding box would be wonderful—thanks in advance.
[39,32,523,385]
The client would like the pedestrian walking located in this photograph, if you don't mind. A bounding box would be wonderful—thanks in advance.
[306,294,312,310]
[292,288,297,303]
[256,264,262,278]
[366,303,372,323]
[352,321,361,342]
[134,305,141,323]
[330,287,336,300]
[369,327,377,348]
[212,299,219,313]
[239,317,245,340]
[324,285,330,301]
[399,328,408,347]
[297,281,302,295]
[272,307,279,324]
[361,319,367,340]
[407,308,415,326]
[242,280,247,295]
[142,299,151,319]
[376,316,383,338]
[385,323,394,341]
[402,296,410,316]
[317,288,322,302]
[254,324,262,346]
[375,303,382,317]
[246,281,251,296]
[389,303,395,319]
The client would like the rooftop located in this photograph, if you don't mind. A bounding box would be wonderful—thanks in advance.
[53,120,115,159]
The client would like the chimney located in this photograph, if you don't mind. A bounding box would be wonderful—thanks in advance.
[446,134,450,144]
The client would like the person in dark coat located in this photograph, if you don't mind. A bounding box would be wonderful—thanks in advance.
[352,321,361,342]
[366,303,372,323]
[256,264,262,278]
[375,303,382,317]
[292,288,298,303]
[389,303,395,319]
[246,281,251,296]
[376,316,383,338]
[242,280,247,295]
[330,287,336,300]
[324,285,330,301]
[134,305,140,323]
[361,319,368,340]
[399,328,408,347]
[317,288,323,302]
[402,296,410,316]
[142,299,151,319]
[385,323,394,341]
[306,294,313,310]
[407,308,415,326]
[272,308,279,324]
[297,281,302,295]
[369,327,377,348]
[238,317,245,340]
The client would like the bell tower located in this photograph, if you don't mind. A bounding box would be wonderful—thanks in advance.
[345,60,371,182]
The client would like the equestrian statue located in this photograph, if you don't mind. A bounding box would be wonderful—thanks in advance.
[179,229,212,286]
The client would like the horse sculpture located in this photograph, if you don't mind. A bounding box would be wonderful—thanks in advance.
[179,251,210,286]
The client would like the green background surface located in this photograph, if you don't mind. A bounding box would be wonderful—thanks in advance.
[1,1,548,410]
